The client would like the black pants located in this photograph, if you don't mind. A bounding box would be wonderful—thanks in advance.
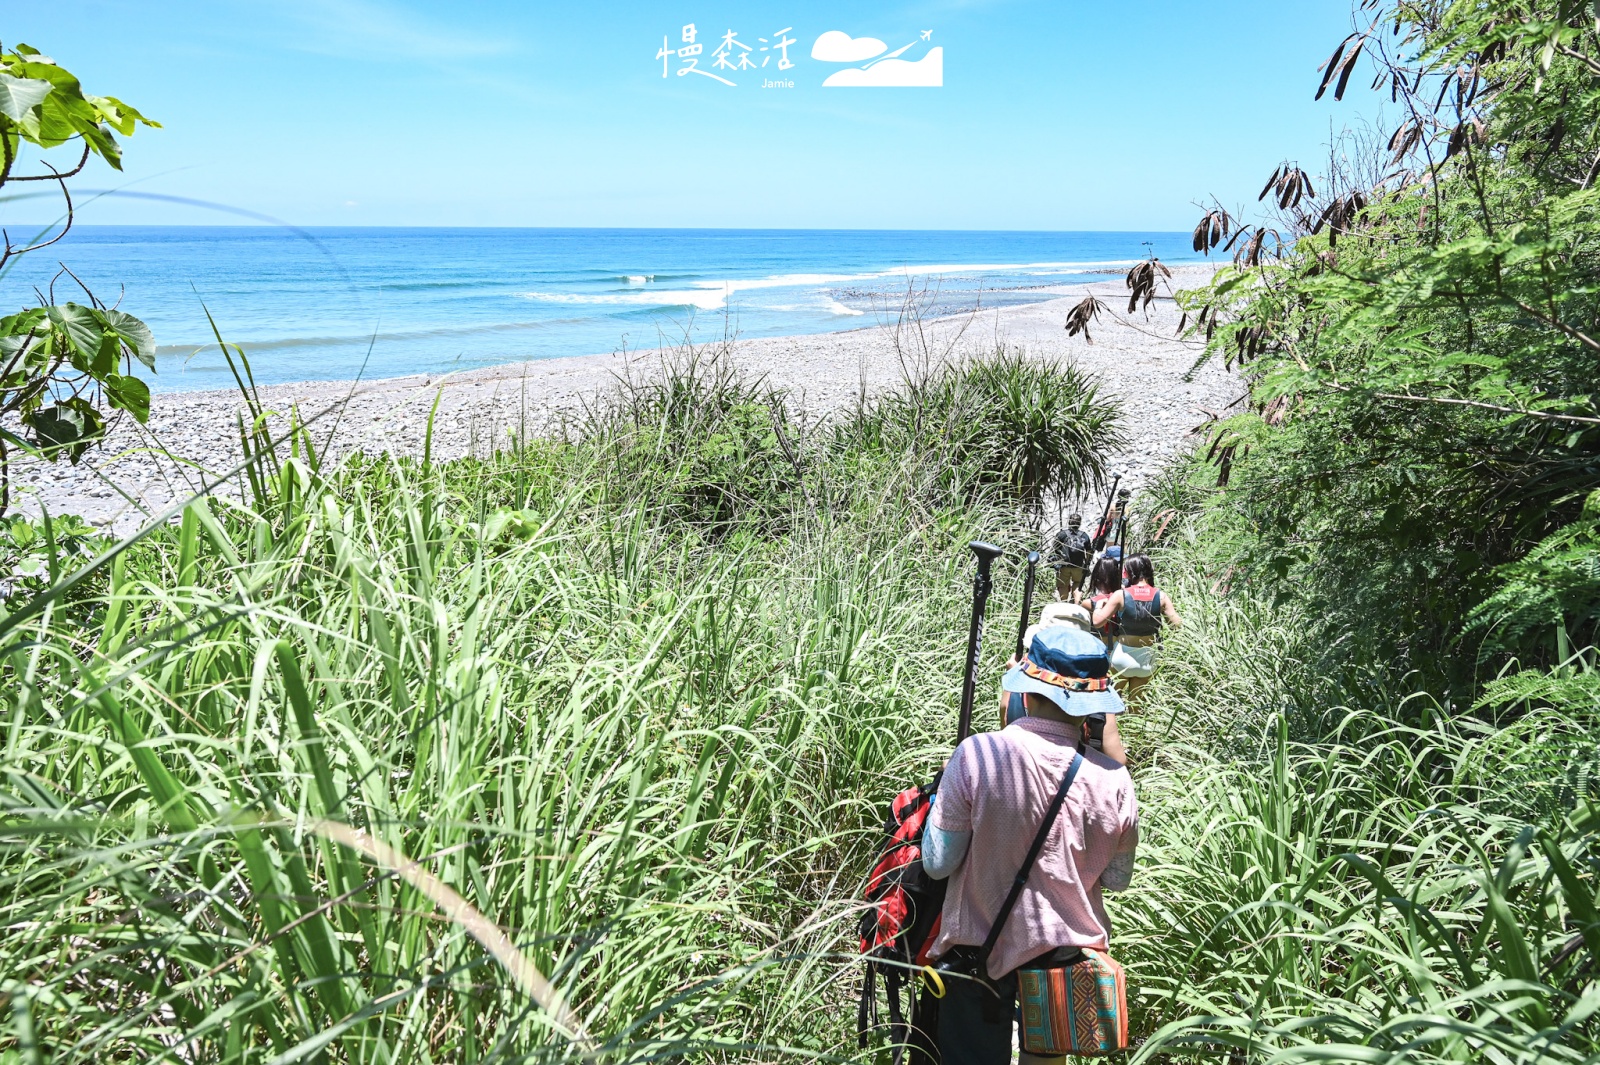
[935,968,1017,1065]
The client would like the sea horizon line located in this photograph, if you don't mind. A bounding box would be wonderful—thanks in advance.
[10,222,1195,236]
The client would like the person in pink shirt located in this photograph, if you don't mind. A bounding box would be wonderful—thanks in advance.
[923,624,1139,1064]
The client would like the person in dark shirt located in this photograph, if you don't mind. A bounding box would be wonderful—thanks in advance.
[1046,513,1092,600]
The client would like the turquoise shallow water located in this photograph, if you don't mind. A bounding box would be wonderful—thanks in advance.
[1,226,1197,391]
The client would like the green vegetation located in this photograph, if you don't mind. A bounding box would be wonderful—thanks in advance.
[7,343,1592,1063]
[0,40,158,514]
[1178,0,1599,693]
[8,0,1600,1061]
[1106,0,1600,1059]
[836,348,1125,518]
[0,346,1114,1060]
[1108,481,1600,1062]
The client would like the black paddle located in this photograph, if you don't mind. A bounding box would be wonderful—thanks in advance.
[1015,550,1040,660]
[1092,472,1122,551]
[957,541,1003,744]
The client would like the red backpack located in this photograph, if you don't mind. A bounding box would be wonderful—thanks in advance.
[857,776,947,1065]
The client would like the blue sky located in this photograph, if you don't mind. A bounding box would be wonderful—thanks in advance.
[10,1,1369,230]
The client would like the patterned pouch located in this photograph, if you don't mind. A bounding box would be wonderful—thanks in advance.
[1016,949,1129,1056]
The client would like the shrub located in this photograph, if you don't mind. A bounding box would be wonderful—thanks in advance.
[834,346,1125,516]
[572,344,807,536]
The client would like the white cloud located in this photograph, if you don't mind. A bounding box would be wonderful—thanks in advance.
[823,47,943,87]
[811,30,888,63]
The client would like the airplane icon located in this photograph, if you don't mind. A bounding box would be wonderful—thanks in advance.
[920,29,932,40]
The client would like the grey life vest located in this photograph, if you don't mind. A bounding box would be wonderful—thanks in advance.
[1118,585,1163,637]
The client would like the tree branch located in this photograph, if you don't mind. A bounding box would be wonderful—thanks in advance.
[1555,44,1600,79]
[0,120,14,187]
[8,143,91,182]
[1331,382,1600,426]
[9,169,74,259]
[1376,392,1600,426]
[1505,296,1600,353]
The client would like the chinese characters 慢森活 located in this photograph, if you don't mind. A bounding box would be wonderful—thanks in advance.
[658,24,795,85]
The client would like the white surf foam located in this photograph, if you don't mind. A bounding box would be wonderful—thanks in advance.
[691,271,871,294]
[516,260,1141,315]
[517,289,728,310]
[687,260,1142,294]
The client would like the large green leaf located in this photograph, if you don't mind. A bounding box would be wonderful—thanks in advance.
[83,93,159,135]
[100,307,155,369]
[0,51,153,164]
[0,309,47,372]
[105,373,150,422]
[0,73,50,124]
[7,60,90,149]
[44,303,106,367]
[24,398,103,462]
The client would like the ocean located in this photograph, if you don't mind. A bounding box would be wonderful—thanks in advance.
[2,227,1197,392]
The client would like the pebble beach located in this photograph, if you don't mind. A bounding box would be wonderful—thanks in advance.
[8,265,1233,534]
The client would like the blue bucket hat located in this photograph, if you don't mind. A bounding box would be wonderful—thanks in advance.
[1001,625,1126,717]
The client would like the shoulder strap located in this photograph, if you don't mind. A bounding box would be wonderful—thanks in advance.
[976,752,1083,975]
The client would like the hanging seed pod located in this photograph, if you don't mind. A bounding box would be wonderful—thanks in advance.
[1315,30,1368,101]
[1124,258,1173,313]
[1258,163,1317,210]
[1445,117,1487,158]
[1227,324,1276,369]
[1260,393,1295,426]
[1387,117,1422,164]
[1313,191,1369,247]
[1192,208,1233,254]
[1228,227,1282,268]
[1064,296,1108,343]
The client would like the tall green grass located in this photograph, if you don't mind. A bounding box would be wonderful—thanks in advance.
[1115,471,1600,1064]
[0,345,1082,1061]
[4,340,1597,1063]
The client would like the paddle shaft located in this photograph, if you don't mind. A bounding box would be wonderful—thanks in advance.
[957,541,1003,745]
[1094,474,1122,547]
[1015,550,1040,660]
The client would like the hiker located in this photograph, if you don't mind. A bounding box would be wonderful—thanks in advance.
[1084,554,1123,646]
[1001,601,1095,726]
[1045,513,1092,600]
[1092,552,1183,705]
[924,625,1139,1064]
